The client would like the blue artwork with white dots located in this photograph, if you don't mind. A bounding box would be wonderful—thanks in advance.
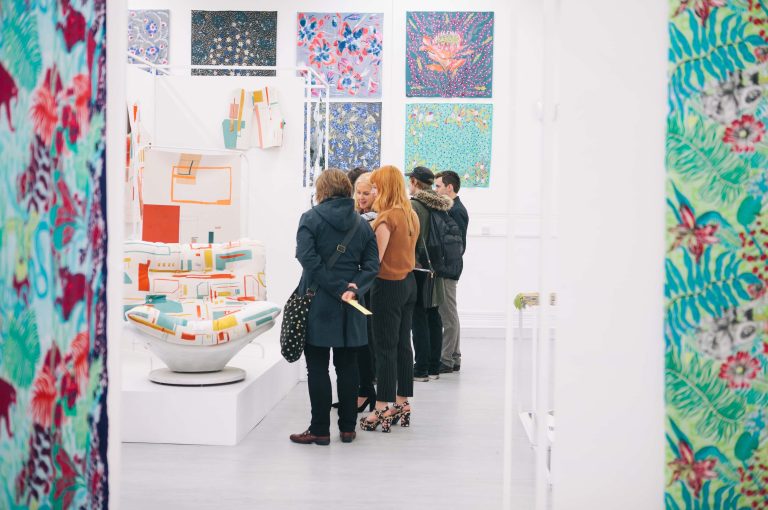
[191,11,277,76]
[328,102,382,172]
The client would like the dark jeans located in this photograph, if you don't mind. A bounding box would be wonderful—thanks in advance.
[305,343,359,436]
[371,274,417,402]
[412,305,444,376]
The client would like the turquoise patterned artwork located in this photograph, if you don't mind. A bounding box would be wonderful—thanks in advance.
[665,2,768,509]
[404,103,492,188]
[0,0,110,507]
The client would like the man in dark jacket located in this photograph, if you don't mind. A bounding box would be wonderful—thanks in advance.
[435,171,469,373]
[290,169,379,445]
[407,166,454,381]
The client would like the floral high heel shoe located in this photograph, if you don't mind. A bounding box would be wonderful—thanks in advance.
[391,401,411,428]
[359,407,393,433]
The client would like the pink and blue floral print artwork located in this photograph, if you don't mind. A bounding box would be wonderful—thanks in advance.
[297,12,383,98]
[406,11,494,98]
[128,10,169,65]
[192,11,277,76]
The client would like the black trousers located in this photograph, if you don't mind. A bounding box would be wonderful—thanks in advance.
[357,290,376,398]
[371,274,417,402]
[412,305,444,376]
[305,343,359,436]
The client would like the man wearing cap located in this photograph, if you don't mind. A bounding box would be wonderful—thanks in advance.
[407,166,454,381]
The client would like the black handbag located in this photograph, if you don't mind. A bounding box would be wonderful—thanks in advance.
[280,219,360,363]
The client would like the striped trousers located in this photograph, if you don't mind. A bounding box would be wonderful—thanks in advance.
[370,274,417,402]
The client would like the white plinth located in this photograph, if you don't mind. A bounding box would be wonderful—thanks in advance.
[121,325,300,445]
[148,367,246,386]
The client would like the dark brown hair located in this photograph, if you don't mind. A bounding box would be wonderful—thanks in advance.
[435,170,461,193]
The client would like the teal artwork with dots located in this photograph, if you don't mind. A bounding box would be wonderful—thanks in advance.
[405,103,492,188]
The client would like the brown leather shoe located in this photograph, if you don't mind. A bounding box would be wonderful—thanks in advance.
[289,430,330,445]
[340,431,356,443]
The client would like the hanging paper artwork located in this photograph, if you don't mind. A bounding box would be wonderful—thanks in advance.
[405,104,492,187]
[664,3,768,508]
[296,12,383,98]
[141,149,242,243]
[0,0,109,507]
[128,9,169,65]
[303,102,381,186]
[222,87,284,150]
[191,11,277,76]
[405,11,494,98]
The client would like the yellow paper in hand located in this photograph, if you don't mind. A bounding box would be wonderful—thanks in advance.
[347,299,372,316]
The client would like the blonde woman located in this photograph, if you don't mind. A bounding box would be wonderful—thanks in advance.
[360,166,419,432]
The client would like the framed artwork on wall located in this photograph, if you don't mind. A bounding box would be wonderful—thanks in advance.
[128,9,170,65]
[405,103,492,187]
[191,11,277,76]
[296,12,383,98]
[405,11,494,98]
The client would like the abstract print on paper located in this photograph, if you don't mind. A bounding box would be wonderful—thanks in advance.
[0,0,109,507]
[665,3,768,508]
[128,9,169,65]
[303,102,382,187]
[405,104,492,187]
[297,12,383,98]
[406,11,494,98]
[191,11,277,76]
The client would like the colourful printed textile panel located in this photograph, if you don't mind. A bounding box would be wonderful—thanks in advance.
[128,10,170,65]
[304,101,382,185]
[297,12,383,98]
[123,239,268,309]
[405,11,494,98]
[126,301,280,346]
[405,103,492,187]
[0,0,109,507]
[665,3,768,508]
[191,10,277,76]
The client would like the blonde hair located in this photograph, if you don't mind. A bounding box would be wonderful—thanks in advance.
[315,168,352,203]
[370,165,416,234]
[354,173,373,212]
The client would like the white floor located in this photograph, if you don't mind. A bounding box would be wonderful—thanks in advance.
[120,337,537,509]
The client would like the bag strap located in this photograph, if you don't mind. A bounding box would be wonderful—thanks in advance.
[420,235,434,273]
[309,217,361,293]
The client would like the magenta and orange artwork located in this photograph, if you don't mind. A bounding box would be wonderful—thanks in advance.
[406,11,494,98]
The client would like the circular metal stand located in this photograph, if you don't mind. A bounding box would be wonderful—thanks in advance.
[148,367,246,386]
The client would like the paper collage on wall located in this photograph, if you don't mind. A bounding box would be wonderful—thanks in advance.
[303,102,382,187]
[141,150,243,244]
[128,9,170,65]
[405,11,494,98]
[141,149,241,243]
[296,12,383,98]
[222,87,285,150]
[191,10,277,76]
[0,0,109,507]
[405,104,492,187]
[665,3,768,508]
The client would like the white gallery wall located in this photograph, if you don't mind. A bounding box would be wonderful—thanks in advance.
[124,0,536,334]
[552,0,667,508]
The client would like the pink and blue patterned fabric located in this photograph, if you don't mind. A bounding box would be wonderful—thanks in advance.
[0,0,109,506]
[128,10,170,65]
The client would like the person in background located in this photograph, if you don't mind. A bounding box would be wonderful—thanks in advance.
[407,166,453,381]
[435,171,469,373]
[350,169,377,411]
[290,169,380,445]
[360,165,419,433]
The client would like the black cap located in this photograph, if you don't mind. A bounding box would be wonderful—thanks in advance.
[406,166,434,185]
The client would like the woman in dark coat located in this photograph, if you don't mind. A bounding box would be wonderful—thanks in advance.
[289,169,380,445]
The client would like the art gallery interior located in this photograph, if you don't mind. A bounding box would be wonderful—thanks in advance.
[7,0,767,508]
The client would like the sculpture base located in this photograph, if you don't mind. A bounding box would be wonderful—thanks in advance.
[149,367,246,386]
